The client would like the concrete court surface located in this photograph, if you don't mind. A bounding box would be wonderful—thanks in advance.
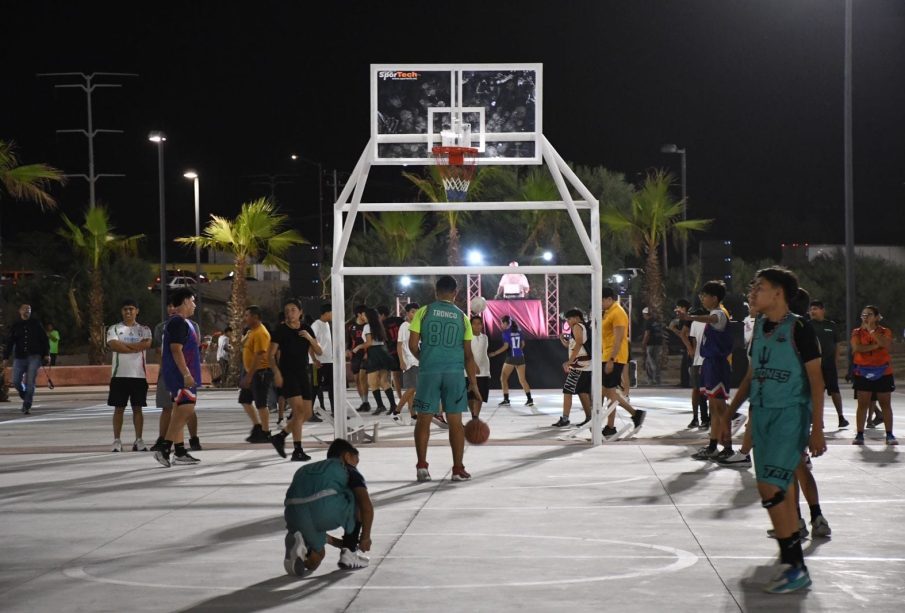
[1,385,904,612]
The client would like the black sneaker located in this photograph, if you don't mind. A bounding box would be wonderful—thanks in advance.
[497,399,511,407]
[150,437,166,452]
[174,452,201,465]
[576,416,591,427]
[357,402,371,413]
[291,448,311,462]
[309,413,323,423]
[372,406,387,416]
[271,432,288,458]
[189,436,202,451]
[631,410,647,430]
[21,403,31,415]
[838,417,849,428]
[525,398,535,407]
[602,425,618,439]
[687,418,700,429]
[714,448,734,462]
[700,418,711,429]
[246,425,270,443]
[552,416,571,427]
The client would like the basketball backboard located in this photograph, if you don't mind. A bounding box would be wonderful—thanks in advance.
[371,63,542,165]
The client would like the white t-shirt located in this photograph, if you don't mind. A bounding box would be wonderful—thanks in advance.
[310,319,333,364]
[690,321,706,367]
[471,333,490,377]
[361,323,384,346]
[107,322,152,379]
[216,334,230,361]
[397,321,419,369]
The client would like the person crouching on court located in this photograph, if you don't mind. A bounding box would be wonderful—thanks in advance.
[728,266,826,593]
[283,438,373,575]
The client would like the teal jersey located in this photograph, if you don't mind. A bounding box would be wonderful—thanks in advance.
[409,300,473,375]
[750,313,810,409]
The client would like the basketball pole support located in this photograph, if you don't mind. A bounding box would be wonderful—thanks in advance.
[467,273,482,315]
[331,137,603,445]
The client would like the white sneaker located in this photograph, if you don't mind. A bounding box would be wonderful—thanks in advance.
[717,451,751,466]
[811,515,832,537]
[112,439,122,453]
[416,467,431,482]
[432,415,449,429]
[284,531,308,576]
[338,548,369,570]
[767,517,809,539]
[132,438,148,452]
[730,413,748,437]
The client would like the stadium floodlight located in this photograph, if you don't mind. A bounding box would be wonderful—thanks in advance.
[466,249,484,265]
[399,275,412,288]
[612,274,625,284]
[542,251,553,262]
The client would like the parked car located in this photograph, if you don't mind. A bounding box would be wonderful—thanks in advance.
[149,276,198,291]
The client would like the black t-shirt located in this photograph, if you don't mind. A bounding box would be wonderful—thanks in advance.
[383,316,404,355]
[750,316,821,364]
[271,322,315,370]
[347,465,367,490]
[644,319,664,346]
[809,318,840,366]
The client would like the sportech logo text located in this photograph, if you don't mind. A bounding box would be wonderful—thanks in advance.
[378,70,421,81]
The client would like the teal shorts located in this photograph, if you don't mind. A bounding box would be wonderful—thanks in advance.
[413,371,468,415]
[751,403,811,491]
[284,490,356,552]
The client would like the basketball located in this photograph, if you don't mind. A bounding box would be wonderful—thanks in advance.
[471,296,487,314]
[465,418,490,444]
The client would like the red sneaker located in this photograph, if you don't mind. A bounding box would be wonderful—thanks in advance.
[451,466,471,482]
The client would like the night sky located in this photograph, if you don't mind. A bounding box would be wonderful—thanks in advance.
[3,0,904,262]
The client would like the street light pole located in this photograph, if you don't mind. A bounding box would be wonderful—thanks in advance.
[184,171,202,331]
[843,0,856,342]
[661,143,688,298]
[290,153,325,263]
[149,131,167,323]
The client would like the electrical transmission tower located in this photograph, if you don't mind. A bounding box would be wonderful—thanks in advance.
[37,72,137,208]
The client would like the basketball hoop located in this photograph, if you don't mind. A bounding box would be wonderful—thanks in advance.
[431,145,479,202]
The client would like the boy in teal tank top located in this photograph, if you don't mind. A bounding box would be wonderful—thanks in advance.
[408,276,481,483]
[728,267,826,594]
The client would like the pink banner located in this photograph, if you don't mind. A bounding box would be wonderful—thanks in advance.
[480,299,548,339]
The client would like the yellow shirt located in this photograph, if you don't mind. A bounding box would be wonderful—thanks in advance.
[602,302,629,364]
[242,325,271,371]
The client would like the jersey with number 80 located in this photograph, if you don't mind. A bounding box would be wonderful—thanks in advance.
[409,301,473,375]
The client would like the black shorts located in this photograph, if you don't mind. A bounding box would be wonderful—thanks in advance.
[238,369,272,408]
[821,363,840,394]
[108,377,148,408]
[468,376,490,403]
[853,374,895,394]
[388,351,401,372]
[350,351,366,375]
[603,362,625,389]
[563,369,592,395]
[281,370,313,401]
[504,356,526,366]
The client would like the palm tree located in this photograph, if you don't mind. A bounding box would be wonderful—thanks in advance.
[402,165,502,266]
[58,206,143,364]
[366,211,433,264]
[518,167,563,256]
[177,198,306,385]
[600,169,711,315]
[0,140,65,400]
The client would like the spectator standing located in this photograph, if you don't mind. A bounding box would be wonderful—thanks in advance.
[106,300,152,452]
[807,301,849,429]
[216,326,231,386]
[310,304,334,413]
[641,307,664,386]
[46,323,60,366]
[3,304,49,414]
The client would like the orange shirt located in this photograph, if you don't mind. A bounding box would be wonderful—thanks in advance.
[851,325,893,371]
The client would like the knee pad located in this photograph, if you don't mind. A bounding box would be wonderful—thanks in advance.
[761,489,786,509]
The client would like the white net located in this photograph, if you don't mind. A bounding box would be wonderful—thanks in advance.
[442,176,471,199]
